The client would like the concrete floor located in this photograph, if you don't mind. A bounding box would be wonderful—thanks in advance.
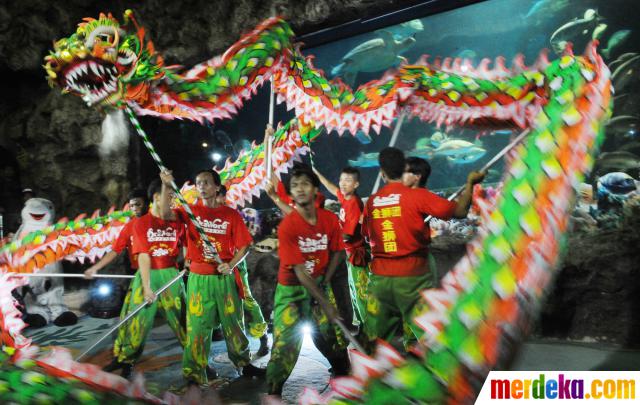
[24,316,640,404]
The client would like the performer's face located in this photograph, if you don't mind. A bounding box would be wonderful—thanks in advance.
[339,173,359,196]
[289,175,317,207]
[129,197,146,217]
[195,173,219,200]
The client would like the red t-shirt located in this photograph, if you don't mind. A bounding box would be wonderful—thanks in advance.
[277,208,344,285]
[276,181,325,209]
[362,182,456,276]
[336,190,366,264]
[112,218,139,270]
[174,204,253,275]
[131,213,184,270]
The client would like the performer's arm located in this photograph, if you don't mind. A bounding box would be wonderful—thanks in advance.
[453,170,485,218]
[294,265,339,322]
[323,250,345,285]
[312,167,338,197]
[159,170,177,220]
[84,251,119,278]
[265,179,293,215]
[138,253,156,303]
[217,244,250,275]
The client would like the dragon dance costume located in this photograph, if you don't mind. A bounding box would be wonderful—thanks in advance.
[0,8,613,404]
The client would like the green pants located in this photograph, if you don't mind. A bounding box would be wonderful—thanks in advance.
[113,267,186,364]
[266,281,349,394]
[182,272,250,384]
[238,261,268,338]
[346,259,370,327]
[363,273,432,351]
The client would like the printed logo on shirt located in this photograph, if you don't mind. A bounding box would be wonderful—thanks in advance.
[197,217,230,235]
[147,227,177,242]
[151,247,170,257]
[339,208,346,222]
[297,233,328,253]
[372,193,400,207]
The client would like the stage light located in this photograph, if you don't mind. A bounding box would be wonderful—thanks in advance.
[202,142,208,148]
[301,323,313,336]
[97,283,112,297]
[212,152,223,162]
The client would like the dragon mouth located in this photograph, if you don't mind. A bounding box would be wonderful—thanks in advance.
[63,60,119,106]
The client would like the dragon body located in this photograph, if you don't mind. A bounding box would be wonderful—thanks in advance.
[0,10,611,404]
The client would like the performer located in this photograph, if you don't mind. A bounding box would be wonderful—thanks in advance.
[266,163,350,397]
[313,166,369,329]
[218,184,270,357]
[84,188,148,278]
[362,147,484,350]
[102,180,187,377]
[159,169,265,386]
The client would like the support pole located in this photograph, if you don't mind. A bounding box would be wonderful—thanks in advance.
[370,110,407,195]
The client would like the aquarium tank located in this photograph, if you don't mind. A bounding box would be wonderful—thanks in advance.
[139,0,639,227]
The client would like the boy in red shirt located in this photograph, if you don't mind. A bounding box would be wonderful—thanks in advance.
[84,188,148,278]
[266,164,350,397]
[362,147,484,350]
[313,166,369,329]
[105,179,187,376]
[160,169,265,386]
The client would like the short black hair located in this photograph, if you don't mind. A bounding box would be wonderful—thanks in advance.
[147,179,162,201]
[128,187,148,203]
[406,157,431,187]
[218,184,227,196]
[285,163,320,194]
[195,169,221,186]
[341,166,360,182]
[379,147,405,180]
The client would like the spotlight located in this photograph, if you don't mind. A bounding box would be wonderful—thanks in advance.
[212,152,223,162]
[301,323,313,336]
[89,280,124,319]
[97,283,112,297]
[202,142,208,148]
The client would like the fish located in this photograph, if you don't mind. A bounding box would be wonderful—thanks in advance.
[354,130,372,144]
[379,19,424,40]
[428,131,447,147]
[455,49,477,62]
[348,151,380,168]
[592,151,640,178]
[605,115,639,134]
[523,0,569,20]
[597,172,637,196]
[602,29,632,59]
[549,9,603,55]
[432,139,486,164]
[612,53,640,91]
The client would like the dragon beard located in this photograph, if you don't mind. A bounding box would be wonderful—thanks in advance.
[99,109,129,156]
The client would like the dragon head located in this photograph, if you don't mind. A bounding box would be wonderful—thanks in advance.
[44,10,163,109]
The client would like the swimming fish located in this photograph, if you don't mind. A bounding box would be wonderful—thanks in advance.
[378,19,424,40]
[348,151,380,168]
[433,139,486,164]
[602,29,631,59]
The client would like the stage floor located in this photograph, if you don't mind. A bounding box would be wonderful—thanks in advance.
[24,315,640,404]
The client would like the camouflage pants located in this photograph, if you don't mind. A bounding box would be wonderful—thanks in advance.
[238,261,268,338]
[266,281,349,394]
[182,272,250,384]
[346,260,370,327]
[113,267,186,364]
[363,272,432,351]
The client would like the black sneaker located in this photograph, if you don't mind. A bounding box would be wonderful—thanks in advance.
[256,334,270,357]
[102,359,124,373]
[120,363,133,379]
[206,365,218,380]
[242,363,266,377]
